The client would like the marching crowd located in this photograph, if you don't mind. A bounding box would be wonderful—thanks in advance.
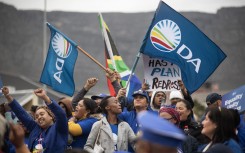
[0,68,245,153]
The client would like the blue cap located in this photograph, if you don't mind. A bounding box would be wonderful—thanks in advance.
[137,111,186,147]
[206,93,222,104]
[91,93,108,100]
[132,90,149,102]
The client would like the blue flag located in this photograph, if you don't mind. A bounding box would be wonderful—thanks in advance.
[40,23,78,96]
[140,1,227,94]
[121,73,142,101]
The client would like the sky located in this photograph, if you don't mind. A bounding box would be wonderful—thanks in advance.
[1,0,245,13]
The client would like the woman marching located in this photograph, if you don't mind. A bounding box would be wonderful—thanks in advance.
[1,87,68,153]
[84,96,135,153]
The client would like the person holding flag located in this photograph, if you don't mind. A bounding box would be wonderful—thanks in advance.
[71,68,121,110]
[98,13,142,99]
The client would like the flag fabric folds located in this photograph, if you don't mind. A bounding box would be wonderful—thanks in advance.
[98,13,142,97]
[140,1,227,94]
[40,23,78,96]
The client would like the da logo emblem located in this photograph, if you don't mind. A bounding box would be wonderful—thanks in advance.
[150,19,181,52]
[52,33,72,58]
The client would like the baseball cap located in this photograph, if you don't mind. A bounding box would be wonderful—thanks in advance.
[91,93,108,100]
[206,93,222,105]
[137,111,186,147]
[132,90,149,102]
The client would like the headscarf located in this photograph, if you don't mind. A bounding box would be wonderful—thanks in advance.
[159,107,180,124]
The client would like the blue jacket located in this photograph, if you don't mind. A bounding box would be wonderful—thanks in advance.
[9,99,68,153]
[223,138,243,153]
[199,139,242,153]
[118,110,138,134]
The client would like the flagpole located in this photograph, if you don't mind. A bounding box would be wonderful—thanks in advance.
[77,46,107,71]
[125,52,141,89]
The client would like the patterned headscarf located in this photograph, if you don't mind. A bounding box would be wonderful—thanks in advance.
[159,107,180,124]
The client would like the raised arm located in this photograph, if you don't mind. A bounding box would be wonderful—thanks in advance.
[117,88,131,112]
[2,86,37,132]
[178,80,194,108]
[71,78,98,109]
[105,68,122,95]
[34,88,67,134]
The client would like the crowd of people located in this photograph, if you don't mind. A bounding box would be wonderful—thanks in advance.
[0,68,245,153]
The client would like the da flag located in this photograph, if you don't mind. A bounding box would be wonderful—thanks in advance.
[140,1,227,94]
[40,23,78,96]
[98,13,142,97]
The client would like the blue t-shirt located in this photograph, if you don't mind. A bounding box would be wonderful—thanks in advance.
[110,124,118,151]
[69,117,98,148]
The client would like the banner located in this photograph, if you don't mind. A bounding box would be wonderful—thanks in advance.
[143,55,181,91]
[40,23,78,96]
[140,1,227,94]
[222,85,245,113]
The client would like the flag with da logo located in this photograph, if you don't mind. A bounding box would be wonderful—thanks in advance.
[98,13,142,97]
[140,1,227,94]
[40,23,78,96]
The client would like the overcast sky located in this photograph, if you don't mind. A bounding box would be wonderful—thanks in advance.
[1,0,245,13]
